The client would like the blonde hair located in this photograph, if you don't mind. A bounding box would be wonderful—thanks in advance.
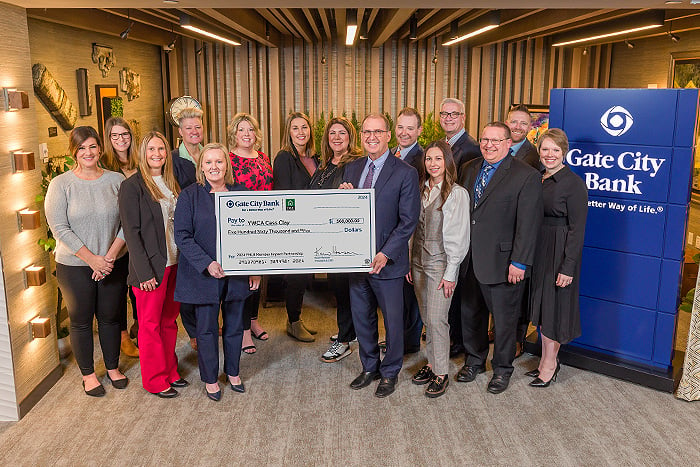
[103,117,137,172]
[320,117,361,170]
[137,131,180,201]
[176,107,203,127]
[195,143,235,186]
[227,113,263,152]
[281,112,315,155]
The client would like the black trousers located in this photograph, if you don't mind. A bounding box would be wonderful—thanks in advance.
[242,289,261,331]
[284,274,311,322]
[56,256,129,375]
[403,280,423,350]
[329,273,355,342]
[119,252,138,331]
[515,278,531,343]
[460,263,525,377]
[180,303,197,338]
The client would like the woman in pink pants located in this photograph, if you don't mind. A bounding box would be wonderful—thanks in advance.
[119,131,188,398]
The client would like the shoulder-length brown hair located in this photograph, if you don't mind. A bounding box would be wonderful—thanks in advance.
[281,112,315,156]
[320,117,361,170]
[103,117,137,172]
[195,143,235,186]
[420,140,458,211]
[138,131,180,201]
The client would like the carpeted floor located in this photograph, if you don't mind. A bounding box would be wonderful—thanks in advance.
[1,286,699,466]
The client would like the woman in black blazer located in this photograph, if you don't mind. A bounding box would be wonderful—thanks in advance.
[174,143,261,401]
[273,112,319,342]
[119,131,188,398]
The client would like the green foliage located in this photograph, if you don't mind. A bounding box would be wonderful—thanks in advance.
[312,112,328,156]
[680,288,695,313]
[418,112,446,148]
[110,97,124,117]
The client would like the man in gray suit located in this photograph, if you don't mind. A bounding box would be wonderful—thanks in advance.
[456,122,543,394]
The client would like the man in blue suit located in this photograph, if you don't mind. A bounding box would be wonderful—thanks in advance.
[340,113,420,398]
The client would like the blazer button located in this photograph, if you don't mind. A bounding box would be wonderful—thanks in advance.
[471,220,476,225]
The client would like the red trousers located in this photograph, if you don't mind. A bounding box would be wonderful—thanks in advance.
[133,265,181,393]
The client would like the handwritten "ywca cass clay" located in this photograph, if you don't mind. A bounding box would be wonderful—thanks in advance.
[566,149,666,195]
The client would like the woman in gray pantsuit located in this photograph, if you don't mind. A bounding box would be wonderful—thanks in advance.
[408,140,469,397]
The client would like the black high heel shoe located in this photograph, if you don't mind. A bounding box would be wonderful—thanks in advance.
[529,363,560,387]
[524,369,539,378]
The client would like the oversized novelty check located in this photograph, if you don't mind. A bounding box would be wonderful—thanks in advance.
[215,189,376,275]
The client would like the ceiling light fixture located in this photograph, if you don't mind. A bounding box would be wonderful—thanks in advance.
[552,24,662,47]
[625,39,635,48]
[668,31,680,42]
[346,9,358,46]
[409,15,418,41]
[359,10,370,40]
[442,11,500,46]
[120,9,133,40]
[180,14,241,46]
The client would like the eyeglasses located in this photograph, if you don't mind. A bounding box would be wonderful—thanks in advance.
[110,132,131,140]
[439,111,463,119]
[479,137,509,146]
[361,129,389,138]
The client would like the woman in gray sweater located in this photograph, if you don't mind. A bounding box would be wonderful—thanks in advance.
[45,126,129,397]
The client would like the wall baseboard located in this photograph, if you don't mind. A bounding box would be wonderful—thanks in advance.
[18,364,62,419]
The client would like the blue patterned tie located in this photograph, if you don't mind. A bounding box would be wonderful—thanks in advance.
[474,164,494,206]
[362,162,375,189]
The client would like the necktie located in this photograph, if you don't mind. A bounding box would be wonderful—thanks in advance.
[394,148,401,159]
[474,164,494,205]
[362,162,375,189]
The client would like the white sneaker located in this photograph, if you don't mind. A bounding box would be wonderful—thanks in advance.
[321,340,352,363]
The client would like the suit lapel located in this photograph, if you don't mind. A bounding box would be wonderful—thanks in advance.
[373,155,397,196]
[463,160,480,211]
[140,174,167,246]
[475,156,512,207]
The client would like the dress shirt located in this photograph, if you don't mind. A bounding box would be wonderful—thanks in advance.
[358,150,391,189]
[510,139,526,156]
[422,181,470,282]
[177,142,203,165]
[446,128,466,147]
[396,142,418,160]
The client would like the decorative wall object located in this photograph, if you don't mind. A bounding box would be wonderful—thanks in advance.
[94,84,118,141]
[91,43,115,77]
[31,63,78,130]
[76,68,91,116]
[119,67,140,101]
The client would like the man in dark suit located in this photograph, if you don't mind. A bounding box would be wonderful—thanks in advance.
[456,122,543,394]
[439,98,481,170]
[507,104,540,170]
[506,104,541,358]
[340,113,420,398]
[392,107,424,355]
[438,98,481,357]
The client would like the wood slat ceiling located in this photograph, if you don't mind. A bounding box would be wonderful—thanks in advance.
[25,7,700,49]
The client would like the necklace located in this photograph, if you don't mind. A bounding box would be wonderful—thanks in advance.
[316,164,338,187]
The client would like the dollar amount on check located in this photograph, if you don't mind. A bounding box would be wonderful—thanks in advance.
[216,189,376,275]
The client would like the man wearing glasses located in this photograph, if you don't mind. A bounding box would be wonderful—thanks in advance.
[456,122,542,394]
[340,114,420,398]
[439,98,481,171]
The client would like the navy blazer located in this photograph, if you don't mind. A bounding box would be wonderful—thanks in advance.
[172,148,197,190]
[174,181,251,304]
[118,172,169,287]
[343,154,420,279]
[451,131,482,175]
[392,144,424,174]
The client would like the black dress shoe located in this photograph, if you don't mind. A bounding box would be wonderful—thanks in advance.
[350,371,380,390]
[230,381,246,393]
[375,377,398,398]
[170,378,190,388]
[487,374,511,394]
[412,365,435,385]
[449,343,465,358]
[82,381,106,397]
[106,374,129,389]
[425,375,449,398]
[524,369,540,378]
[156,387,179,398]
[529,363,560,387]
[455,365,485,383]
[206,389,222,401]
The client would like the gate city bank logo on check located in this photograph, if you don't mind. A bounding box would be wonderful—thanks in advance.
[600,105,634,136]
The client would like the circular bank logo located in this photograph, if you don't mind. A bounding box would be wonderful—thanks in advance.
[600,106,634,136]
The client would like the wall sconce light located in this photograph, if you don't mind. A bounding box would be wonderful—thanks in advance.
[24,265,46,287]
[17,208,41,231]
[30,317,51,339]
[11,150,36,172]
[3,88,29,111]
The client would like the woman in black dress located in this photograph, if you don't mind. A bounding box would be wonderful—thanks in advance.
[528,128,588,387]
[273,112,319,342]
[310,117,362,361]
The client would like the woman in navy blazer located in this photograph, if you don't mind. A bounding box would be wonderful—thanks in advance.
[174,143,261,401]
[119,131,188,398]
